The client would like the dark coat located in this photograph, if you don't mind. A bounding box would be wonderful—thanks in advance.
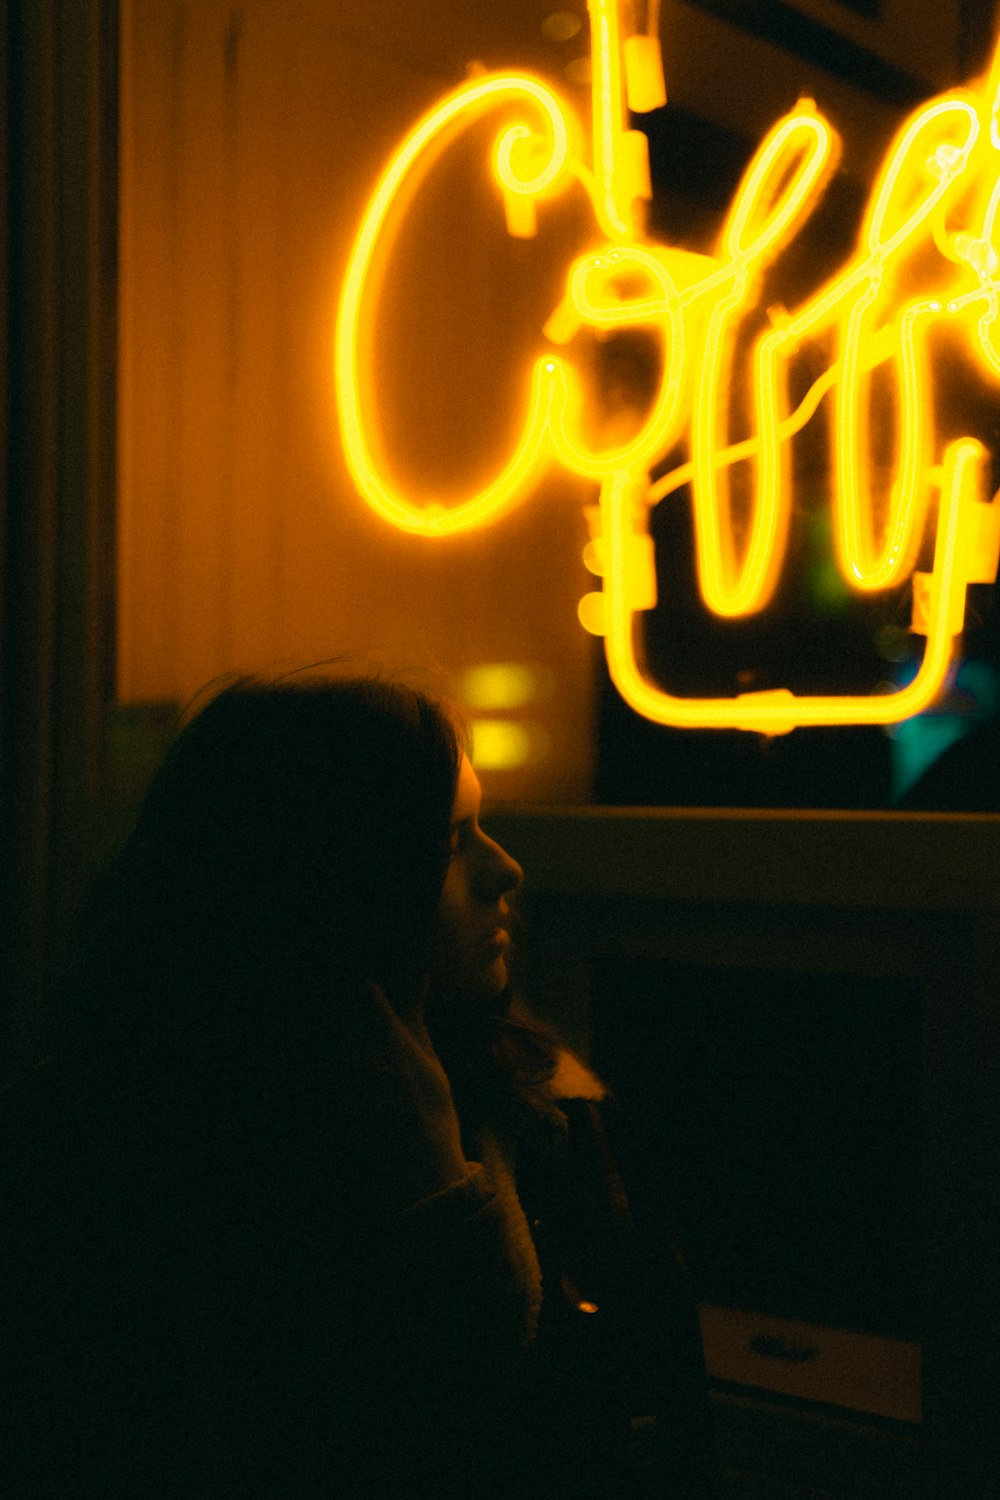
[0,1050,718,1499]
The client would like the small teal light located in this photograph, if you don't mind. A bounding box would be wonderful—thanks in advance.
[887,660,999,803]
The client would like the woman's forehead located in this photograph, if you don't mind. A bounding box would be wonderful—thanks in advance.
[452,754,482,819]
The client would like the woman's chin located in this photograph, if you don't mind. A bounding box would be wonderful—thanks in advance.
[477,952,510,998]
[426,956,509,1013]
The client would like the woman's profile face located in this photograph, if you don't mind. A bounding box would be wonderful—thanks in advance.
[427,755,523,1007]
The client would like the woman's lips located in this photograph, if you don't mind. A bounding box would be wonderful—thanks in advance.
[483,927,510,955]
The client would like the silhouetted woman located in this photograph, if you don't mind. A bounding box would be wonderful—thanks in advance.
[1,674,717,1499]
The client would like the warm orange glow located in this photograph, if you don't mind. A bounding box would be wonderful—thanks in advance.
[336,0,1000,732]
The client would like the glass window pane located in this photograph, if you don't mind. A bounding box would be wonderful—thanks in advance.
[117,0,1000,808]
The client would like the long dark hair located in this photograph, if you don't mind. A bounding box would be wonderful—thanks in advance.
[40,674,463,1176]
[2,673,566,1498]
[34,671,558,1225]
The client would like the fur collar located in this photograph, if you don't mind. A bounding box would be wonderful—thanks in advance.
[546,1048,608,1102]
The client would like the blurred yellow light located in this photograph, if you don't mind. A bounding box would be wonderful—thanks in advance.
[578,590,607,635]
[565,57,592,87]
[336,0,1000,733]
[470,719,535,769]
[542,11,583,43]
[460,663,541,711]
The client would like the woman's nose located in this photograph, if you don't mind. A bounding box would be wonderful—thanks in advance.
[481,834,522,897]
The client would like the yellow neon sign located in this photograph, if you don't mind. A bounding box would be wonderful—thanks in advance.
[335,0,1000,732]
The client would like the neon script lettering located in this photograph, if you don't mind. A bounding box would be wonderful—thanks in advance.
[335,0,1000,732]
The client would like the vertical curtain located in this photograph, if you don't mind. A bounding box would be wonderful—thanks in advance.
[1,0,119,1087]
